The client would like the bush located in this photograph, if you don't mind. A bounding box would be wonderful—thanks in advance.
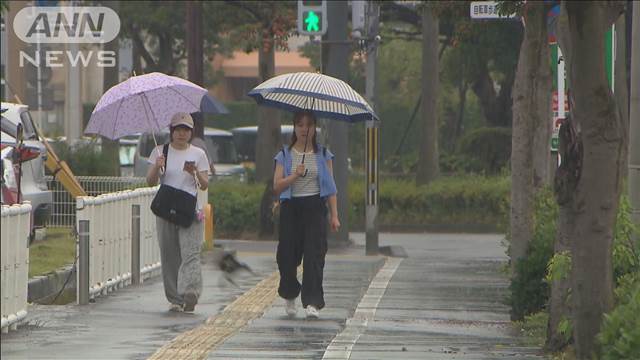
[209,182,263,237]
[597,273,640,360]
[509,187,558,320]
[209,175,511,237]
[350,175,510,230]
[456,127,512,174]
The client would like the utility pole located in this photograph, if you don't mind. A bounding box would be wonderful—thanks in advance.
[325,0,350,246]
[363,1,380,255]
[65,0,82,144]
[629,2,640,233]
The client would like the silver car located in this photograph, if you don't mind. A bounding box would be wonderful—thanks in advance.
[0,102,52,230]
[133,127,246,182]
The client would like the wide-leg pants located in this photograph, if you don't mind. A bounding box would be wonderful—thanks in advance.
[156,217,203,305]
[276,195,328,310]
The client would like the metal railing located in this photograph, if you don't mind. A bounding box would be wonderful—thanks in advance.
[75,187,161,302]
[46,176,148,228]
[1,202,31,333]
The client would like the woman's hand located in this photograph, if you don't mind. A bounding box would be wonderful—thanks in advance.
[330,215,340,232]
[155,154,165,169]
[183,161,197,175]
[294,164,306,177]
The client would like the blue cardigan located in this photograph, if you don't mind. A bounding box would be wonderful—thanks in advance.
[274,145,338,201]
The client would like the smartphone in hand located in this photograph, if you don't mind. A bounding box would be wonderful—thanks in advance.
[183,160,196,171]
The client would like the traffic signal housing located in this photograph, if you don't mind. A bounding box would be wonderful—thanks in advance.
[297,0,327,36]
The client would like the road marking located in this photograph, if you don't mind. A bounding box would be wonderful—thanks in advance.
[147,270,282,360]
[322,257,403,360]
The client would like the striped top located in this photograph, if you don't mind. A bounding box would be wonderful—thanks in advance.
[291,148,320,197]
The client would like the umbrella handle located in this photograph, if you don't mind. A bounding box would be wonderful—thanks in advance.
[300,154,309,178]
[152,132,165,175]
[300,127,310,178]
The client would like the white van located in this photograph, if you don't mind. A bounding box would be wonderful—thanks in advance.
[133,127,246,182]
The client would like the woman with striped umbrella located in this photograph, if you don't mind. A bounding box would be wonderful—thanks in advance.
[249,72,378,319]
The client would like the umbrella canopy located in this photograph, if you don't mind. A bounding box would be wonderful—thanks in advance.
[201,93,229,114]
[85,72,226,140]
[247,72,378,122]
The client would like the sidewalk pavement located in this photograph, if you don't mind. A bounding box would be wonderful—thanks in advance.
[1,233,545,359]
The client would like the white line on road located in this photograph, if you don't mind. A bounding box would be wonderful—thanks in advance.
[322,257,403,360]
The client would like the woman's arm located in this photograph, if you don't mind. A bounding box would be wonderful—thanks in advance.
[326,159,340,232]
[146,154,164,186]
[196,171,208,190]
[273,163,303,195]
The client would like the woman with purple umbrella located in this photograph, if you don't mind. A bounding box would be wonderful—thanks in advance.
[146,113,209,313]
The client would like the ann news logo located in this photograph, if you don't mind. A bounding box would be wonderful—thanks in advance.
[14,6,120,67]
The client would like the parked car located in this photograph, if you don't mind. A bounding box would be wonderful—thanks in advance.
[133,127,246,182]
[1,102,52,230]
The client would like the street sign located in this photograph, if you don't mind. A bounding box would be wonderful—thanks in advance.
[469,1,516,19]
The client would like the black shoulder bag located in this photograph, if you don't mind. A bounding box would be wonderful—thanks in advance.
[150,144,197,227]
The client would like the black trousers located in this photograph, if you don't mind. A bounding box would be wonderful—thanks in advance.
[277,195,328,310]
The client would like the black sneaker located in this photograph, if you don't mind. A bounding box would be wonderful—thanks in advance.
[184,292,197,312]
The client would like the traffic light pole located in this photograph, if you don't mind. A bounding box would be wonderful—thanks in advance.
[325,0,350,246]
[365,1,380,255]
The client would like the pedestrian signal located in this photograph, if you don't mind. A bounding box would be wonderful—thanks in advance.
[298,0,327,36]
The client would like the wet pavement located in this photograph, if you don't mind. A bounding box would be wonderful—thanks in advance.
[1,234,545,359]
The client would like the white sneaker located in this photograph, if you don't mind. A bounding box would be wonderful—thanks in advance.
[169,303,184,312]
[305,305,319,319]
[285,298,297,317]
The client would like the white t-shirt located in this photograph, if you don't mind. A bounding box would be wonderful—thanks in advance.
[148,143,209,196]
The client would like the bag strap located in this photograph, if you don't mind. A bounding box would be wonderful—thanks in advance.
[160,143,169,183]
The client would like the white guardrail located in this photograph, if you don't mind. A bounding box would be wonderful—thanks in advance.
[75,187,161,302]
[1,202,31,333]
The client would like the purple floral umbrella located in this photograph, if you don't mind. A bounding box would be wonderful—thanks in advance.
[85,72,217,140]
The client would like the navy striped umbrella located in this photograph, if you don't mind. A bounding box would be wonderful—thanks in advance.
[247,72,378,122]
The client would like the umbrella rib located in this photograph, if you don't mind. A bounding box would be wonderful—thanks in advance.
[166,85,202,109]
[109,95,125,139]
[141,92,160,133]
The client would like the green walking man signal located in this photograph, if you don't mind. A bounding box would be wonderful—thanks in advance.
[298,0,327,36]
[304,11,320,32]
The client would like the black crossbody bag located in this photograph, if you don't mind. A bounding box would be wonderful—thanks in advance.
[150,144,197,227]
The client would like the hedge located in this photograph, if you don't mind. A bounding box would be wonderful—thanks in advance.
[209,174,510,238]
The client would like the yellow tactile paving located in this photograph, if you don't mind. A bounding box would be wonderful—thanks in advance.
[148,268,300,360]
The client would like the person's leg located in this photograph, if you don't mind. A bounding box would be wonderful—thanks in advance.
[301,196,328,310]
[156,217,183,305]
[177,219,204,309]
[277,199,304,300]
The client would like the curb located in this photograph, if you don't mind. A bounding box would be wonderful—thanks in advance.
[28,265,76,304]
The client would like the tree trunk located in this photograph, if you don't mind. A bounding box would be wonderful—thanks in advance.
[546,206,573,351]
[454,81,468,147]
[186,1,203,87]
[559,2,626,357]
[255,32,280,238]
[102,0,121,176]
[471,62,515,127]
[615,14,629,179]
[416,4,439,185]
[510,2,551,275]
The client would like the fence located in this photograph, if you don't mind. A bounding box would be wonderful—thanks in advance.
[46,176,148,228]
[75,187,161,301]
[1,202,31,333]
